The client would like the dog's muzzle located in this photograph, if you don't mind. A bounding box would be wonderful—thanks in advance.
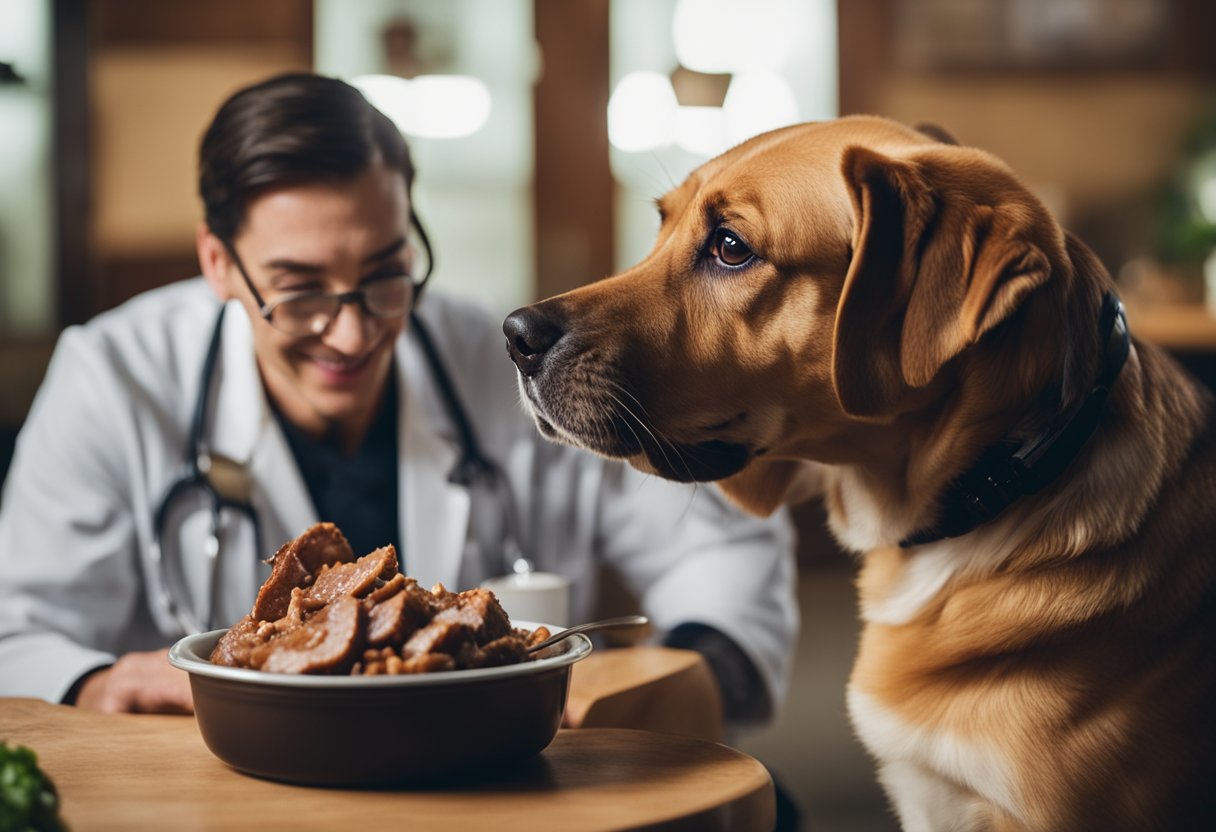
[503,302,752,483]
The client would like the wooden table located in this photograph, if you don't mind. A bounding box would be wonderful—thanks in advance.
[0,698,774,831]
[567,646,725,742]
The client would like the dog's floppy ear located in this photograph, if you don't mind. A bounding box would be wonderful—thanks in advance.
[832,145,1054,417]
[914,122,959,145]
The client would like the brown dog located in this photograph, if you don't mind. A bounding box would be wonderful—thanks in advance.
[504,116,1216,831]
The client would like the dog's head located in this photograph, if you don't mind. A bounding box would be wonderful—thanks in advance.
[504,116,1099,515]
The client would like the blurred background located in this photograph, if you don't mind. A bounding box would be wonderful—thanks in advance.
[2,1,1215,829]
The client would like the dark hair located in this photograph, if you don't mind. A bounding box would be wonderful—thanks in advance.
[198,72,432,285]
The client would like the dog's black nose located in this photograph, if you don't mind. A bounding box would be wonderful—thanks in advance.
[503,306,564,377]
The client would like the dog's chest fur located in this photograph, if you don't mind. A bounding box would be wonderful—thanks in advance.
[842,504,1216,832]
[847,544,1028,829]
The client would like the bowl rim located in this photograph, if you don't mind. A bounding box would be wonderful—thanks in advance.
[168,620,591,688]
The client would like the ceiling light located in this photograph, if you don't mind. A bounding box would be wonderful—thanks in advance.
[608,71,678,153]
[352,73,492,140]
[723,70,800,145]
[672,0,794,74]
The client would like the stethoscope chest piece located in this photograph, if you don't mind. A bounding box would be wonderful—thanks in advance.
[198,450,254,503]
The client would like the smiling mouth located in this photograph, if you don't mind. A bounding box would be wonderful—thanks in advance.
[310,352,373,382]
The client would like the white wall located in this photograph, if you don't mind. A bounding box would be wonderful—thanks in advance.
[0,0,53,334]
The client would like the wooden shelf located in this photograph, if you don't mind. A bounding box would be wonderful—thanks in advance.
[1124,302,1216,353]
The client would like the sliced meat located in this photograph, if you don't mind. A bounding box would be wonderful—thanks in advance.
[366,591,408,647]
[213,525,541,675]
[248,524,359,621]
[210,614,264,667]
[366,583,433,646]
[259,596,364,674]
[306,545,398,605]
[250,546,311,622]
[381,587,511,657]
[366,573,409,604]
[402,615,473,658]
[290,522,355,574]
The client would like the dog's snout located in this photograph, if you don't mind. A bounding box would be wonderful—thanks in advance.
[503,306,564,377]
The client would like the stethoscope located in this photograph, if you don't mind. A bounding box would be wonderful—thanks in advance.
[150,302,263,636]
[150,221,530,635]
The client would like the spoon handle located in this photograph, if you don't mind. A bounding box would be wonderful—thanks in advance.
[526,614,649,653]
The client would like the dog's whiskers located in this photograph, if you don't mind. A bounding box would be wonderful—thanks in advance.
[604,382,701,516]
[604,391,646,449]
[602,388,655,451]
[603,381,668,448]
[603,380,700,484]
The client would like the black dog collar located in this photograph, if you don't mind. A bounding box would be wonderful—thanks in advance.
[899,291,1130,548]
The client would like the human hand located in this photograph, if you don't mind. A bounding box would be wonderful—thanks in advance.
[73,648,194,714]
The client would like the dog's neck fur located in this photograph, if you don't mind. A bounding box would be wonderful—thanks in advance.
[822,335,1211,626]
[822,274,1211,571]
[898,292,1130,547]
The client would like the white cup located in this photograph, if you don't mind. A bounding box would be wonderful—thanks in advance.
[480,571,571,628]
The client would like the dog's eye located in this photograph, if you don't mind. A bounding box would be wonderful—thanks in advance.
[710,228,754,268]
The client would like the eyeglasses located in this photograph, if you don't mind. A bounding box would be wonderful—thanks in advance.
[222,240,416,337]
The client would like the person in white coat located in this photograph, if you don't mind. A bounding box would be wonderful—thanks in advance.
[0,73,797,725]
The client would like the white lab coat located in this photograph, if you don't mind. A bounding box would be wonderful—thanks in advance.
[0,278,798,715]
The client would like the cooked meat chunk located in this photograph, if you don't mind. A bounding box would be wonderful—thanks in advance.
[450,588,512,642]
[290,521,355,574]
[250,547,312,622]
[366,592,408,647]
[250,523,356,621]
[366,573,409,604]
[258,596,364,674]
[457,634,528,668]
[402,615,471,657]
[365,582,434,647]
[429,583,460,610]
[402,589,511,657]
[210,523,544,675]
[523,626,552,648]
[307,545,397,606]
[210,614,262,667]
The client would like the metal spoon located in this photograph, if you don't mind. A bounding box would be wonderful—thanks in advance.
[526,614,649,654]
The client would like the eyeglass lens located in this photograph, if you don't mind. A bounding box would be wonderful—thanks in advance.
[269,276,414,336]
